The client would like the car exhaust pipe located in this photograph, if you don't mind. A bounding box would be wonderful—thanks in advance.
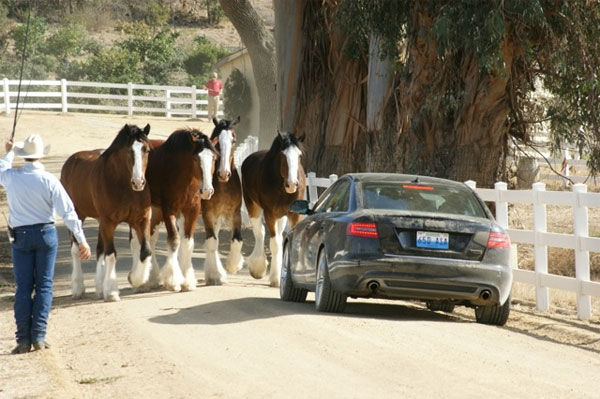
[480,289,491,300]
[367,281,380,293]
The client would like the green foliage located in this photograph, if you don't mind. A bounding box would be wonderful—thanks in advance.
[183,35,229,83]
[115,21,181,84]
[10,14,46,59]
[223,68,252,134]
[83,47,143,83]
[44,22,87,63]
[205,0,224,26]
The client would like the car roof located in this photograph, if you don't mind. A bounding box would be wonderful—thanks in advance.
[345,173,469,189]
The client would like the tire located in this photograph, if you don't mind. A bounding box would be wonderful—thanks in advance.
[426,301,455,313]
[314,249,347,313]
[475,295,511,326]
[280,242,308,303]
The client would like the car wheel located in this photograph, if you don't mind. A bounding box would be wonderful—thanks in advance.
[280,242,307,302]
[315,249,346,313]
[475,295,511,326]
[426,301,455,313]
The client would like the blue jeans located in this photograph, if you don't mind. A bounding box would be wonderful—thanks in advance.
[11,223,58,345]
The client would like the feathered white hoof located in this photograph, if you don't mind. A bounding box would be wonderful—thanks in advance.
[129,256,152,288]
[72,281,85,299]
[248,253,268,279]
[225,240,244,274]
[269,275,280,288]
[104,291,120,302]
[160,262,184,292]
[182,267,198,291]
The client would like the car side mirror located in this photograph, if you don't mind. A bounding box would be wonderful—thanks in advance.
[290,200,312,215]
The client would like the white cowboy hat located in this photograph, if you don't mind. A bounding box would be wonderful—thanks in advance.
[13,134,51,158]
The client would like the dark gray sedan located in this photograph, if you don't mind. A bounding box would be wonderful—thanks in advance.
[280,173,513,326]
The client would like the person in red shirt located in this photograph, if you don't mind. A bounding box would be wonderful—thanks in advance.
[204,72,223,121]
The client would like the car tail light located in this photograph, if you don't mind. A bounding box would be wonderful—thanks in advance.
[347,222,379,238]
[486,232,511,248]
[402,184,434,191]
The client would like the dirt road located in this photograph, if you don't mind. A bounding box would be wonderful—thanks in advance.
[0,112,599,399]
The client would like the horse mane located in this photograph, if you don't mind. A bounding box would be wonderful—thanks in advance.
[267,132,304,156]
[101,124,149,159]
[162,128,214,155]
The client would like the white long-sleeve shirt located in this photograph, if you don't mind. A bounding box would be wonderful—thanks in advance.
[0,151,87,244]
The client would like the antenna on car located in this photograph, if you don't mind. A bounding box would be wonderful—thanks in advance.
[411,177,420,184]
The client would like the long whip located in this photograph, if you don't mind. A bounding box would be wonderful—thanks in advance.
[10,0,33,141]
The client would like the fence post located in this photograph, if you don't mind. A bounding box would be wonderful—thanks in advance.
[61,79,68,113]
[329,174,338,184]
[464,180,476,190]
[573,183,591,320]
[307,172,318,206]
[494,182,518,269]
[165,89,171,118]
[3,78,10,115]
[127,82,133,117]
[191,85,197,119]
[532,182,549,311]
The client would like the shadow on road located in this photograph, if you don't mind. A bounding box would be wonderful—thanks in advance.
[148,296,457,326]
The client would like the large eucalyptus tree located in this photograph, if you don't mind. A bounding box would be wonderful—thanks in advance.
[274,1,600,187]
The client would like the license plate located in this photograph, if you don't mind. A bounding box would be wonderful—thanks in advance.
[416,231,449,249]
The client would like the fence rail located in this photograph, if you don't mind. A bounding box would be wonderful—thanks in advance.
[304,172,600,321]
[1,78,222,119]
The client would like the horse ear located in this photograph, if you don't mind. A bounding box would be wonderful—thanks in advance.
[277,129,283,139]
[297,133,306,143]
[212,117,218,126]
[204,136,221,158]
[143,124,151,136]
[232,116,241,127]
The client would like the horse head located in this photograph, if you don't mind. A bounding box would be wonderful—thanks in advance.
[211,116,240,182]
[275,130,305,194]
[190,129,220,200]
[105,124,151,191]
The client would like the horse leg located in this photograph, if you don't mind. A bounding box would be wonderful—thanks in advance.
[128,223,152,290]
[178,213,199,291]
[246,201,267,279]
[99,220,120,302]
[95,230,105,299]
[147,226,161,288]
[203,213,228,285]
[159,213,184,292]
[266,214,287,287]
[70,216,86,299]
[225,209,244,274]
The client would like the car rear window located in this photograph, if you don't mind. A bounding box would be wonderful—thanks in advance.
[361,182,487,217]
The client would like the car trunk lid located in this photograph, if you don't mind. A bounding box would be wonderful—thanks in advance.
[374,212,493,261]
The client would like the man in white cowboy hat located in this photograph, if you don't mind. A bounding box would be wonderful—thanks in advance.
[204,71,223,121]
[0,134,91,355]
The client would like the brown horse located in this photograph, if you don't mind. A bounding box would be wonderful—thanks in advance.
[201,117,244,285]
[60,124,152,302]
[241,131,306,286]
[143,128,219,292]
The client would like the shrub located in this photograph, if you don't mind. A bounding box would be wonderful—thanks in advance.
[223,68,252,137]
[183,35,228,83]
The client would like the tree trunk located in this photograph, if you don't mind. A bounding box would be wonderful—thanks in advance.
[219,0,277,149]
[276,2,515,187]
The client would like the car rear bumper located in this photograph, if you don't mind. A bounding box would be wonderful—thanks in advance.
[328,254,513,305]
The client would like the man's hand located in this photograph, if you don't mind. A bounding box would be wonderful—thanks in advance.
[5,139,13,154]
[78,242,92,260]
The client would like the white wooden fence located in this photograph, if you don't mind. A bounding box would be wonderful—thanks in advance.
[1,78,222,118]
[305,172,600,321]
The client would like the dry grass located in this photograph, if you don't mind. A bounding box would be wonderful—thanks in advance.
[508,171,600,312]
